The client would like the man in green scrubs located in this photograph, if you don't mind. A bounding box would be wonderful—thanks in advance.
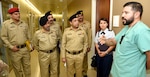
[99,1,150,77]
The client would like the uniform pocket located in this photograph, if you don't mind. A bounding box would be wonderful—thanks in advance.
[39,37,47,42]
[78,33,84,43]
[66,33,73,41]
[8,26,16,38]
[50,34,57,45]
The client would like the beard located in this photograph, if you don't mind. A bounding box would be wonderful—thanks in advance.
[73,25,78,29]
[49,20,53,24]
[122,16,134,25]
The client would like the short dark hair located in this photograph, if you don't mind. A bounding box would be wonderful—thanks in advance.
[123,2,143,17]
[99,18,109,24]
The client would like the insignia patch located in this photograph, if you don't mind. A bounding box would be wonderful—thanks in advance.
[10,26,15,28]
[67,33,72,35]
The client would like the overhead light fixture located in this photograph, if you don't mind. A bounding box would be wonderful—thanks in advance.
[60,0,63,2]
[40,14,62,18]
[24,0,41,14]
[53,14,62,18]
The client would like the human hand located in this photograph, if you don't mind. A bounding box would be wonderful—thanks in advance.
[62,58,66,63]
[11,45,19,52]
[98,51,107,57]
[99,35,106,45]
[97,50,102,57]
[87,47,91,52]
[30,46,34,52]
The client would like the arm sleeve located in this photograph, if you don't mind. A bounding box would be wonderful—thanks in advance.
[87,24,92,48]
[57,25,62,42]
[83,31,88,54]
[0,23,13,49]
[32,32,39,51]
[111,31,115,38]
[94,32,99,44]
[136,29,150,53]
[61,30,67,58]
[26,23,31,41]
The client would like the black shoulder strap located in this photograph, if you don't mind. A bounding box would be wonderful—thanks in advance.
[108,29,112,31]
[98,31,101,37]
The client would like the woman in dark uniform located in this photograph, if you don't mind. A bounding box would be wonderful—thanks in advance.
[94,18,115,77]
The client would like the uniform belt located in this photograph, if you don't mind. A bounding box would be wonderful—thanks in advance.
[66,50,82,55]
[40,50,53,53]
[17,44,26,48]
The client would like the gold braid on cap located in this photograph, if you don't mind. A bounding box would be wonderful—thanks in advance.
[80,12,83,15]
[76,14,79,17]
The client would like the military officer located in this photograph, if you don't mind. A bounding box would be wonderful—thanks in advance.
[33,16,58,77]
[61,13,88,77]
[95,18,115,77]
[44,11,62,76]
[76,10,92,77]
[0,7,31,77]
[44,11,62,46]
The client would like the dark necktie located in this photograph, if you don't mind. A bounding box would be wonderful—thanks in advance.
[101,32,105,35]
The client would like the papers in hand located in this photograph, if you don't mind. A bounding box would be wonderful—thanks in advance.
[64,62,66,67]
[25,40,33,51]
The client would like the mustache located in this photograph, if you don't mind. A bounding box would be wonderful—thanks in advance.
[50,20,53,21]
[122,17,127,21]
[79,18,82,20]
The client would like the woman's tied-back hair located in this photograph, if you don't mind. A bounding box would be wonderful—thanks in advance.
[99,18,109,30]
[123,2,143,18]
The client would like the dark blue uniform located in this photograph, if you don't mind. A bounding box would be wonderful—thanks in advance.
[94,28,115,77]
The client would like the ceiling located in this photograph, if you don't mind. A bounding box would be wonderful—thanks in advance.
[29,0,73,14]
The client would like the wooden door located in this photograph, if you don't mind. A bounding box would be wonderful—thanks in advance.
[96,0,110,32]
[95,0,110,53]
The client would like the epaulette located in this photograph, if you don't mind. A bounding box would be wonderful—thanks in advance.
[108,29,112,31]
[35,30,41,34]
[3,20,11,24]
[64,27,70,31]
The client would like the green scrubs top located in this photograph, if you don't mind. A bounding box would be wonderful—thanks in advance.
[111,21,150,77]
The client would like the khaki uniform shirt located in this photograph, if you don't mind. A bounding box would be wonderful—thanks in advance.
[0,19,30,49]
[79,20,92,48]
[50,22,62,43]
[33,29,58,51]
[61,26,88,58]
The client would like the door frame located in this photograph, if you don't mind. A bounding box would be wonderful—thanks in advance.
[90,0,113,67]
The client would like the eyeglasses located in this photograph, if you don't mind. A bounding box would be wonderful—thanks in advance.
[120,35,125,44]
